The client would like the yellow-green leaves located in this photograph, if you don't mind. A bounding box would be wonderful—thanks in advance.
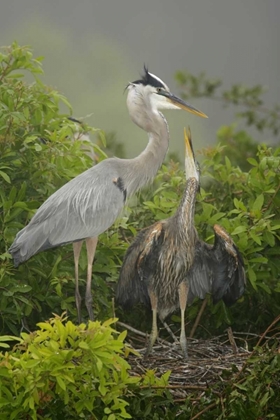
[0,315,140,419]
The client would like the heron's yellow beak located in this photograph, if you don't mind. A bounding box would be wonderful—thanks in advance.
[184,127,195,159]
[157,90,208,118]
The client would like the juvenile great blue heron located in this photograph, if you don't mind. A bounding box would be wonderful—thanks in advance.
[116,128,246,359]
[9,67,207,323]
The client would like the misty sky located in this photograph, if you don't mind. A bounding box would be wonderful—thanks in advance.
[1,0,279,157]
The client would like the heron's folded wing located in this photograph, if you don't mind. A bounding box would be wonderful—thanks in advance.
[9,161,125,265]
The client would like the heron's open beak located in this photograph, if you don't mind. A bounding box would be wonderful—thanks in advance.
[184,127,200,181]
[157,90,208,118]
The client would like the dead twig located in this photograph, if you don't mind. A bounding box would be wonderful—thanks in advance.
[190,298,208,338]
[190,401,218,420]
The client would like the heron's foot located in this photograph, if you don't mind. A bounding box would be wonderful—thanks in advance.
[75,291,82,324]
[144,345,152,361]
[86,306,94,321]
[85,294,94,321]
[180,336,188,359]
[144,326,158,360]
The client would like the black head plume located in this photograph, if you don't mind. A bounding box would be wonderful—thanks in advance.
[132,65,167,89]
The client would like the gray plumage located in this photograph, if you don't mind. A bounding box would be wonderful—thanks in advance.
[10,156,163,265]
[9,67,207,322]
[116,128,246,358]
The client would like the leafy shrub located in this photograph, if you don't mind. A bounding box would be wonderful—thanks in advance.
[0,314,139,419]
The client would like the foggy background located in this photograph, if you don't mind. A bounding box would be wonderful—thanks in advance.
[1,0,279,157]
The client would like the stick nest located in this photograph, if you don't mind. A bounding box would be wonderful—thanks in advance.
[118,321,253,399]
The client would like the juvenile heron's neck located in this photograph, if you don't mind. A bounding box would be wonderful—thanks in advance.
[176,178,198,238]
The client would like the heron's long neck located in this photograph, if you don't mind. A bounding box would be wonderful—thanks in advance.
[176,178,198,241]
[126,112,169,196]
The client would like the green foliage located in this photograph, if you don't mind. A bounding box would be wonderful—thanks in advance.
[220,345,280,419]
[200,139,280,298]
[96,130,127,159]
[216,124,259,171]
[0,314,139,419]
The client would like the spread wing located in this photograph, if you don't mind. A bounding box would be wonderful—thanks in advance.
[187,226,246,306]
[211,226,246,305]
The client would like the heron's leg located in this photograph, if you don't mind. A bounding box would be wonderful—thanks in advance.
[144,290,158,359]
[178,282,189,359]
[85,236,98,321]
[73,240,84,324]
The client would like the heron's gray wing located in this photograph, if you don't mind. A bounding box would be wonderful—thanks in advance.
[116,221,164,309]
[187,240,214,304]
[9,159,126,266]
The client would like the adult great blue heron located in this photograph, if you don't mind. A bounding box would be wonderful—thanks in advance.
[9,67,207,323]
[116,128,246,359]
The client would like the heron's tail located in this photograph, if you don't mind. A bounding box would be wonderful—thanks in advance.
[9,223,57,267]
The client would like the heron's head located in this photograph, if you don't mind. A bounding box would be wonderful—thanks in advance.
[126,67,207,128]
[184,127,200,183]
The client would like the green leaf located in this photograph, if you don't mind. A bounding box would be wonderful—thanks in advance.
[78,341,89,350]
[231,225,247,235]
[0,170,11,183]
[252,194,264,212]
[56,376,66,391]
[249,231,262,245]
[247,157,258,166]
[247,266,257,289]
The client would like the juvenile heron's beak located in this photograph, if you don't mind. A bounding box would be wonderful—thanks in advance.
[157,90,208,118]
[184,127,200,181]
[184,127,195,160]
